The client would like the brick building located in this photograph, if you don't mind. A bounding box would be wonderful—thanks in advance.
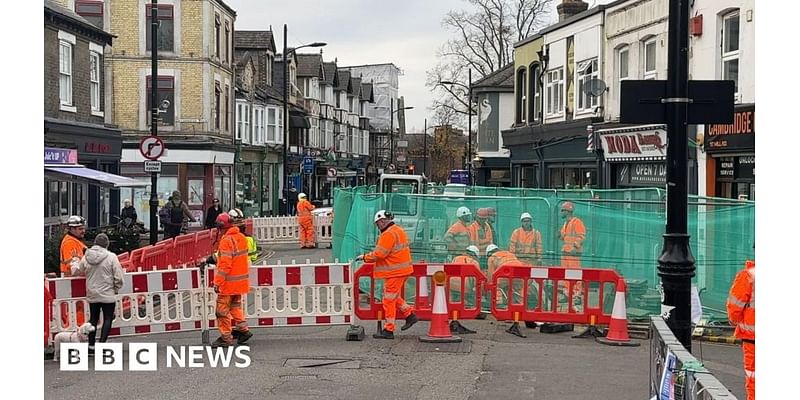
[105,0,238,229]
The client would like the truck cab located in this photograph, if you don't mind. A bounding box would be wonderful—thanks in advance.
[377,173,431,250]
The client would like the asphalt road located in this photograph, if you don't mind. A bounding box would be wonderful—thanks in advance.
[44,244,744,400]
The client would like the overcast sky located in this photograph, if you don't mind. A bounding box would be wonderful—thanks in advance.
[224,0,615,132]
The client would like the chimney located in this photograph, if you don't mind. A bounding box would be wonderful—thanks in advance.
[557,0,589,22]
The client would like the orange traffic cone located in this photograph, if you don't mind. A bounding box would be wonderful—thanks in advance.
[420,271,462,343]
[597,278,640,347]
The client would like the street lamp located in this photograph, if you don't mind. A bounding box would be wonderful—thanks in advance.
[389,99,413,168]
[282,24,325,215]
[440,68,474,183]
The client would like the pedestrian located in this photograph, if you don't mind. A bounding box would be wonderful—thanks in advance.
[443,207,476,256]
[509,212,544,265]
[211,209,253,348]
[296,193,316,248]
[356,210,419,339]
[470,208,495,256]
[60,216,87,277]
[70,233,123,356]
[288,186,298,216]
[205,198,223,229]
[558,202,586,268]
[120,199,138,228]
[162,190,196,239]
[727,259,755,400]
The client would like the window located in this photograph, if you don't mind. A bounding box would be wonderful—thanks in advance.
[722,11,740,95]
[267,107,277,142]
[616,46,629,98]
[75,0,103,29]
[320,84,327,103]
[90,51,101,112]
[224,22,230,64]
[253,107,265,144]
[214,84,221,130]
[266,56,272,86]
[515,68,527,124]
[576,58,599,113]
[236,102,251,143]
[214,14,220,59]
[146,76,175,125]
[643,38,657,80]
[224,85,230,132]
[528,63,540,123]
[145,4,174,52]
[278,110,284,143]
[59,40,73,107]
[546,68,564,116]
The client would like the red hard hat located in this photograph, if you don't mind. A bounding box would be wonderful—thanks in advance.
[561,202,575,212]
[215,213,232,229]
[477,208,490,218]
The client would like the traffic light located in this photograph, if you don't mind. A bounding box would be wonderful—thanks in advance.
[408,165,415,174]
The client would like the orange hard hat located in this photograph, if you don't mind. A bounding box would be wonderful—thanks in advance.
[477,208,490,218]
[561,202,575,212]
[487,207,496,216]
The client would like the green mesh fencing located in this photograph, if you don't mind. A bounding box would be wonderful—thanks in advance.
[333,186,754,322]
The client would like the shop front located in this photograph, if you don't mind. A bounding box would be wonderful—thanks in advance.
[598,125,668,189]
[704,104,755,200]
[236,147,281,217]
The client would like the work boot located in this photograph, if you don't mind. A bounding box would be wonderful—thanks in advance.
[237,330,253,345]
[372,329,395,339]
[400,313,419,331]
[231,330,241,339]
[211,337,233,348]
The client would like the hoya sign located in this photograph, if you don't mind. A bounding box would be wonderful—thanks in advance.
[599,125,668,161]
[60,343,251,371]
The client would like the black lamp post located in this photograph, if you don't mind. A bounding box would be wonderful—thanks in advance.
[148,0,159,245]
[282,24,325,215]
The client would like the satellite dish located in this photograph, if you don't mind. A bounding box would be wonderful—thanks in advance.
[584,78,608,97]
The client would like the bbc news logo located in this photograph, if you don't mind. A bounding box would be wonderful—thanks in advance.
[60,343,251,371]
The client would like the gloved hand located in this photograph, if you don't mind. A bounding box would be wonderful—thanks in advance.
[213,285,220,293]
[206,255,217,265]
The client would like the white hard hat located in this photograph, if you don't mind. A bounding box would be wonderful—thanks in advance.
[466,245,479,256]
[520,212,532,221]
[374,209,394,223]
[228,208,245,221]
[456,206,472,218]
[298,192,307,199]
[486,244,499,255]
[67,215,85,227]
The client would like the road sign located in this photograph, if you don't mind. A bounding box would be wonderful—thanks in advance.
[397,140,408,148]
[303,156,315,175]
[144,160,162,172]
[139,136,165,160]
[327,167,337,182]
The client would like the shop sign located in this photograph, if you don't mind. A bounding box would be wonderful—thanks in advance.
[84,142,113,154]
[705,105,755,151]
[44,147,78,164]
[717,157,735,178]
[737,155,755,180]
[616,162,666,187]
[600,126,667,161]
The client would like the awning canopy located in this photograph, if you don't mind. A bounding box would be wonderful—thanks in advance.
[336,168,357,177]
[45,165,148,187]
[289,115,311,129]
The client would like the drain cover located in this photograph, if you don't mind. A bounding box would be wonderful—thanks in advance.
[283,358,361,369]
[413,341,472,353]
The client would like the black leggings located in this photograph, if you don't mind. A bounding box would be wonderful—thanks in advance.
[89,302,116,347]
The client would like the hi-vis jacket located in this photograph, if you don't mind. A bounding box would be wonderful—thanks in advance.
[727,260,755,341]
[444,220,476,252]
[214,226,251,295]
[560,216,586,255]
[60,233,87,276]
[452,255,479,267]
[364,223,413,279]
[509,227,543,262]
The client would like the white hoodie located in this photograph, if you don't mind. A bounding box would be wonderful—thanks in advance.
[71,245,124,304]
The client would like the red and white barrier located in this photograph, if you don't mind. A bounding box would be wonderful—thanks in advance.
[251,215,333,247]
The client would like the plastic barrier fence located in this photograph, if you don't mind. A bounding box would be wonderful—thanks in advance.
[354,263,486,322]
[252,215,333,247]
[490,264,621,326]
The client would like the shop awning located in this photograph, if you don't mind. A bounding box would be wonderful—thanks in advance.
[289,115,311,129]
[45,165,148,187]
[336,168,357,177]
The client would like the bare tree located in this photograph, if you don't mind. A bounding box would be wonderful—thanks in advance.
[427,0,552,128]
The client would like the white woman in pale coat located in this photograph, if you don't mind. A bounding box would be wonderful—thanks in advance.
[71,233,124,355]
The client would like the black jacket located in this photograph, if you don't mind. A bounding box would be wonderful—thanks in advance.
[205,205,223,229]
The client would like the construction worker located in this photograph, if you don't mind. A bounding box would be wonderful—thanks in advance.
[211,209,254,348]
[486,244,524,278]
[470,208,494,255]
[509,212,544,266]
[297,193,316,248]
[237,215,259,264]
[356,210,418,339]
[559,202,586,268]
[61,216,87,277]
[449,245,480,334]
[452,245,480,267]
[443,207,476,255]
[727,259,755,400]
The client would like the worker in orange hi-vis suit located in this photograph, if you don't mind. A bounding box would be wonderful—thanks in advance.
[296,193,316,248]
[443,207,477,256]
[486,244,526,304]
[559,202,586,300]
[470,208,495,256]
[727,259,755,400]
[509,212,544,266]
[211,209,253,348]
[60,215,88,326]
[357,210,419,339]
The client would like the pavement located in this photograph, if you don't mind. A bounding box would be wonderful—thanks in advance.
[44,244,745,400]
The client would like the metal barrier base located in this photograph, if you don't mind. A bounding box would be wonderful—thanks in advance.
[449,321,477,334]
[540,323,574,334]
[346,325,365,341]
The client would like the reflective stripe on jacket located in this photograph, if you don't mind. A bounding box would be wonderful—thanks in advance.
[60,234,86,276]
[214,226,251,295]
[509,228,543,260]
[469,221,494,253]
[443,221,476,252]
[365,223,413,279]
[727,260,755,341]
[560,217,586,254]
